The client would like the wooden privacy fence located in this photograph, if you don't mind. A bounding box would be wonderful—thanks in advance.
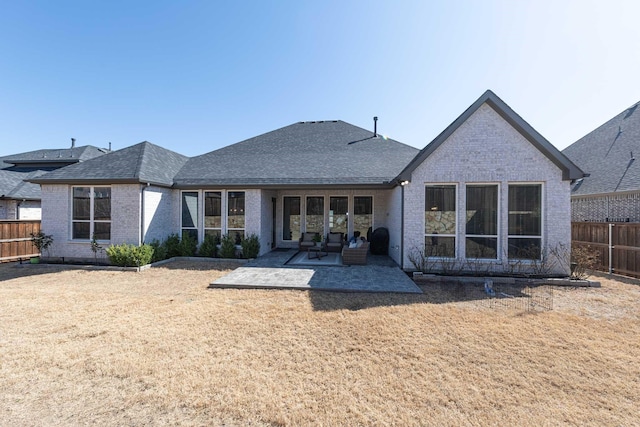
[572,222,640,278]
[0,220,41,262]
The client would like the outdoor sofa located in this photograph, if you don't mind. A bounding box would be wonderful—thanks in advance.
[341,241,369,265]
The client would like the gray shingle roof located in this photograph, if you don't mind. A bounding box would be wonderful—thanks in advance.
[1,145,107,168]
[174,120,419,187]
[30,142,189,187]
[397,90,585,182]
[0,146,107,201]
[563,102,640,196]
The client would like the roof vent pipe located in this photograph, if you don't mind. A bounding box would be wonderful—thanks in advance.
[373,116,378,137]
[71,138,76,148]
[109,142,112,151]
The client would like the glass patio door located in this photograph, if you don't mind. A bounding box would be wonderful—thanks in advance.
[329,196,348,235]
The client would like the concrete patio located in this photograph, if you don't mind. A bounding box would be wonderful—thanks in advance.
[209,249,423,294]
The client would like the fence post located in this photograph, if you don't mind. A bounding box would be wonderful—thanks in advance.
[609,223,614,274]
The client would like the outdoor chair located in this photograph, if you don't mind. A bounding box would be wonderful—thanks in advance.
[325,232,344,252]
[298,232,319,251]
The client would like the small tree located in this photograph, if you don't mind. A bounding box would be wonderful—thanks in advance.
[90,233,103,265]
[240,234,260,259]
[199,233,219,258]
[30,231,53,258]
[219,234,237,259]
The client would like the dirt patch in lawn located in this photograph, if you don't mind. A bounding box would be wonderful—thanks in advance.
[1,261,638,426]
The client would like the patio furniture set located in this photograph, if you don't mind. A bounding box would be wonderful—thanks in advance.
[298,232,369,265]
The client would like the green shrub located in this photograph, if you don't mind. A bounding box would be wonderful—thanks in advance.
[241,234,260,259]
[106,243,154,267]
[199,234,219,257]
[178,232,198,257]
[164,233,181,258]
[219,234,237,259]
[149,239,168,263]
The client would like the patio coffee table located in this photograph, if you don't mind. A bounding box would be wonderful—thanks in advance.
[307,245,328,259]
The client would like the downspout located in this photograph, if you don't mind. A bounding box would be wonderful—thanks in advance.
[140,184,149,245]
[400,184,405,269]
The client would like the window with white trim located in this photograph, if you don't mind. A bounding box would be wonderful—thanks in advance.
[465,184,498,259]
[227,191,245,245]
[508,184,542,260]
[72,186,111,240]
[425,185,456,258]
[181,191,199,241]
[204,191,222,244]
[305,196,324,235]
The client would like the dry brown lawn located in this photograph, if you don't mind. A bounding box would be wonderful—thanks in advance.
[1,261,638,426]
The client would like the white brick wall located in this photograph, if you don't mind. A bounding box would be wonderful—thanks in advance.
[111,184,142,245]
[402,103,571,275]
[143,186,175,243]
[41,183,142,260]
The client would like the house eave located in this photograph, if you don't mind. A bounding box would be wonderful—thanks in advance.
[27,178,173,188]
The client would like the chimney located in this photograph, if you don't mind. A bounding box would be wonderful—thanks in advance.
[71,138,76,148]
[373,116,378,137]
[109,142,112,151]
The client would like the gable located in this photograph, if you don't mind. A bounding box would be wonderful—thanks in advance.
[397,90,584,183]
[409,103,563,182]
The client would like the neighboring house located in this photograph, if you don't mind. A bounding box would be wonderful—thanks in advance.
[31,90,584,275]
[563,100,640,222]
[0,144,107,219]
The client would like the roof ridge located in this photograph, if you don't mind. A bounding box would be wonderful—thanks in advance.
[132,142,148,178]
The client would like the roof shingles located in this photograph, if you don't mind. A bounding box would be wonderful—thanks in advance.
[563,101,640,195]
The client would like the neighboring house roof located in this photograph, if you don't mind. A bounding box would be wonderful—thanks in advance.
[563,101,640,196]
[0,170,46,200]
[396,90,585,182]
[0,145,107,201]
[1,145,107,170]
[30,141,189,187]
[174,120,419,187]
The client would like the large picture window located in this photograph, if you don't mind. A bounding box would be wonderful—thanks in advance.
[72,186,111,240]
[353,196,372,239]
[228,192,245,244]
[508,184,542,259]
[306,196,324,235]
[465,185,498,259]
[425,185,456,258]
[283,196,301,241]
[204,191,222,243]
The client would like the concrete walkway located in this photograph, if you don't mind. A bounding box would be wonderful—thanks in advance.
[210,249,423,294]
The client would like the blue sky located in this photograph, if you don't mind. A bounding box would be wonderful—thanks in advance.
[1,0,640,157]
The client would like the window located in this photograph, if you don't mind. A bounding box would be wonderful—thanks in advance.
[72,186,111,240]
[329,196,348,235]
[283,196,300,241]
[204,191,222,244]
[181,191,199,241]
[508,184,542,259]
[353,196,372,238]
[425,185,456,258]
[465,185,498,259]
[227,191,245,245]
[306,196,324,235]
